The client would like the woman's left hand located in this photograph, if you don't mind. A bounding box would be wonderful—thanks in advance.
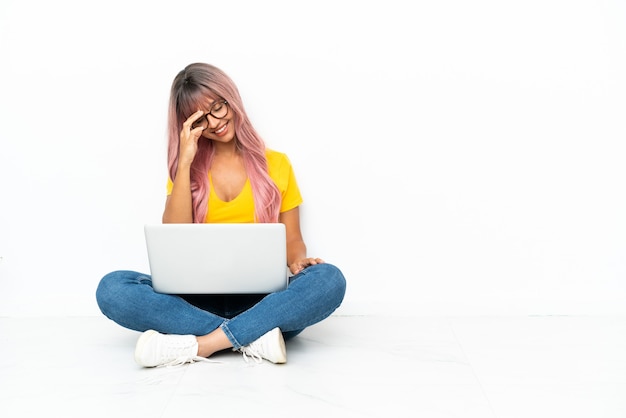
[289,257,325,275]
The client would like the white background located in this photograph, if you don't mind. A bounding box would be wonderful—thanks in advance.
[0,0,625,317]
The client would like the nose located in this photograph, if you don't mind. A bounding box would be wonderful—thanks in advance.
[205,113,221,128]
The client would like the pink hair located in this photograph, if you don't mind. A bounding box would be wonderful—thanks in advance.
[167,63,281,223]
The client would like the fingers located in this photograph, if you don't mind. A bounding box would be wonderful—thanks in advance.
[183,110,204,129]
[178,111,205,166]
[290,257,325,274]
[305,257,324,266]
[182,110,205,136]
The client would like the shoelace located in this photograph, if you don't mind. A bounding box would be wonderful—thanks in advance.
[240,345,264,364]
[159,355,219,368]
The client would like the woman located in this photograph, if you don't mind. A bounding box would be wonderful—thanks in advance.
[96,63,346,367]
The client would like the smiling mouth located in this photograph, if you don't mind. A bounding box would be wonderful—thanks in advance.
[214,122,228,134]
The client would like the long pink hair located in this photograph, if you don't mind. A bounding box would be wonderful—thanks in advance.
[167,63,281,223]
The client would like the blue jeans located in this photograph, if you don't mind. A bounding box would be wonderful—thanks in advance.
[95,263,346,349]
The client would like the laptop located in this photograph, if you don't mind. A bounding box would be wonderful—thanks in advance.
[144,223,289,294]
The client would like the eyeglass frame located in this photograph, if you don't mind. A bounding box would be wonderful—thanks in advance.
[191,99,229,128]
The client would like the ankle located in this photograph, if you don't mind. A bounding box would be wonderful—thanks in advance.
[197,332,232,358]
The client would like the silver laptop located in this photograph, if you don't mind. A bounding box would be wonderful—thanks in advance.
[144,223,288,294]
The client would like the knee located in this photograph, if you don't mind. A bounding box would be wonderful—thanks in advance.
[315,263,347,303]
[95,270,135,314]
[95,271,117,314]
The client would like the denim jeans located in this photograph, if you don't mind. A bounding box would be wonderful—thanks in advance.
[95,263,346,349]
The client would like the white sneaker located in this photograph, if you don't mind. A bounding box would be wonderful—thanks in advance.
[134,330,210,367]
[239,328,287,364]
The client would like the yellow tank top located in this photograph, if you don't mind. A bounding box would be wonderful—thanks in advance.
[166,149,303,223]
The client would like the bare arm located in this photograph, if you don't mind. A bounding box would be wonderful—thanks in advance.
[162,110,205,224]
[162,168,193,223]
[279,206,324,274]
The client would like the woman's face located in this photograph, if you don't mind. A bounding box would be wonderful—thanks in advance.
[193,98,235,143]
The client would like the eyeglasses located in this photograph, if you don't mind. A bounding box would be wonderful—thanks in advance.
[192,99,229,129]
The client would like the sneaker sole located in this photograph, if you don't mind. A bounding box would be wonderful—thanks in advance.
[270,328,287,364]
[134,329,159,367]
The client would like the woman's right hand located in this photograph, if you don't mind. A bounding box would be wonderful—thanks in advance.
[178,110,205,167]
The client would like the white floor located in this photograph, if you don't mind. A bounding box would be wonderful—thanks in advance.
[1,315,625,418]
